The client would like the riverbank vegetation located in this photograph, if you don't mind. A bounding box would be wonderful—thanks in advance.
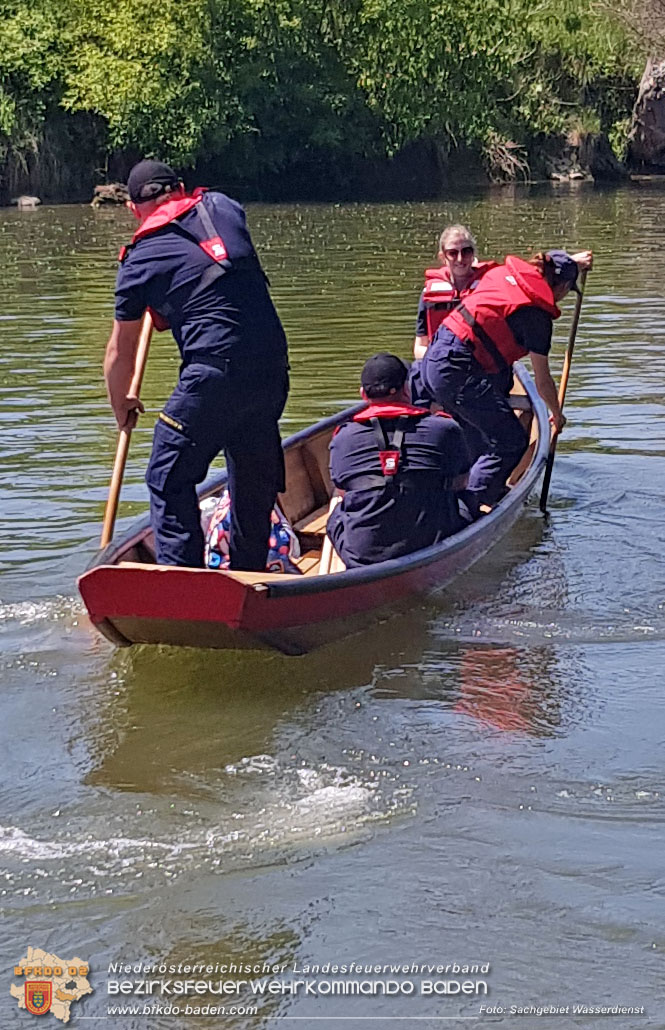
[0,0,645,200]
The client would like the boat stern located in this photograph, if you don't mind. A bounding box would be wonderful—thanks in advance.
[77,562,268,649]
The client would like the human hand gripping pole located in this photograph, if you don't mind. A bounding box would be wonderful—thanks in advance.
[100,312,154,548]
[539,268,588,514]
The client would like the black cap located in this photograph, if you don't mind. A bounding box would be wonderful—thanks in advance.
[127,160,180,204]
[547,250,581,294]
[361,353,410,398]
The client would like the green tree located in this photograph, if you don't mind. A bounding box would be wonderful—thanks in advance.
[0,0,645,191]
[0,0,65,166]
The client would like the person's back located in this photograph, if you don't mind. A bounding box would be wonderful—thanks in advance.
[116,189,287,370]
[327,354,470,567]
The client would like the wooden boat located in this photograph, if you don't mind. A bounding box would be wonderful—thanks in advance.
[78,363,550,654]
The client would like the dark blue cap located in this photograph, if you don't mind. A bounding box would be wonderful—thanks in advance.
[547,250,580,293]
[127,160,180,204]
[361,353,410,398]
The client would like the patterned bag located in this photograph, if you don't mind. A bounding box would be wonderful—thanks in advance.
[203,490,301,573]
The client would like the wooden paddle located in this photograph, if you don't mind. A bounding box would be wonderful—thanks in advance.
[100,312,154,548]
[539,268,588,513]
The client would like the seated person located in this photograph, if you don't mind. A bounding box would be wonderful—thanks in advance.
[326,353,471,568]
[410,224,496,421]
[414,224,497,360]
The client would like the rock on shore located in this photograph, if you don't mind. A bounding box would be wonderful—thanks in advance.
[11,195,41,208]
[91,183,129,207]
[628,58,665,169]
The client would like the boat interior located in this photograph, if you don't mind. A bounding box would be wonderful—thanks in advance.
[113,385,537,583]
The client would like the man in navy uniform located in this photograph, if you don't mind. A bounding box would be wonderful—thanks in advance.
[104,159,289,570]
[327,354,471,567]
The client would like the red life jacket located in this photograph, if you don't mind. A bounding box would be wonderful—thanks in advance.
[443,256,561,374]
[118,188,230,331]
[422,261,498,339]
[353,402,438,421]
[349,403,452,485]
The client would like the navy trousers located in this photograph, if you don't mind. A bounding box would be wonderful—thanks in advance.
[421,330,527,515]
[146,361,288,569]
[410,357,486,465]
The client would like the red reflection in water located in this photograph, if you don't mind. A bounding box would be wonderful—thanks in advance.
[455,646,545,735]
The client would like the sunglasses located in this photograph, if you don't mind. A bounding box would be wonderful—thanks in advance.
[136,181,176,201]
[445,246,474,259]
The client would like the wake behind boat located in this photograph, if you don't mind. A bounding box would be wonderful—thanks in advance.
[78,363,550,655]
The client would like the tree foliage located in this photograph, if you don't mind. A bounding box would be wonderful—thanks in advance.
[0,0,644,186]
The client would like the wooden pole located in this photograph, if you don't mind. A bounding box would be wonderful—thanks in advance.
[539,268,587,513]
[100,312,154,548]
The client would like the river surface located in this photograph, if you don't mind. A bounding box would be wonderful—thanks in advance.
[1,185,664,1029]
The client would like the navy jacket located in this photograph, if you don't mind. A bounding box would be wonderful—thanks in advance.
[328,407,471,567]
[115,191,287,370]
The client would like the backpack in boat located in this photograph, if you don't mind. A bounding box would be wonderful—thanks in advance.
[203,490,301,573]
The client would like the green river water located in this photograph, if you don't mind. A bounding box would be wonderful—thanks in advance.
[1,183,664,1029]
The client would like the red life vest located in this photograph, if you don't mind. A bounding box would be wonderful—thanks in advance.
[350,403,452,484]
[443,256,561,374]
[352,402,451,422]
[118,188,230,331]
[422,261,498,340]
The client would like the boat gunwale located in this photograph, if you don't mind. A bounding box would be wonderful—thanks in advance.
[260,363,550,597]
[87,363,549,598]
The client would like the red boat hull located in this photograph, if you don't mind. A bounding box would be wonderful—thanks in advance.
[78,365,550,654]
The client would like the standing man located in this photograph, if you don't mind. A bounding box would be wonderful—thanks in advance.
[104,159,289,570]
[327,354,471,567]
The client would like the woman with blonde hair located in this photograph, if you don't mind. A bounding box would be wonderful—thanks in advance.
[413,224,498,360]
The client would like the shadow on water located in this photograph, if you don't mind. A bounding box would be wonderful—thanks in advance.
[83,507,588,799]
[84,600,439,794]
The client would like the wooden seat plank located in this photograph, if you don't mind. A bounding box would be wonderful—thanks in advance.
[293,549,323,574]
[293,504,331,535]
